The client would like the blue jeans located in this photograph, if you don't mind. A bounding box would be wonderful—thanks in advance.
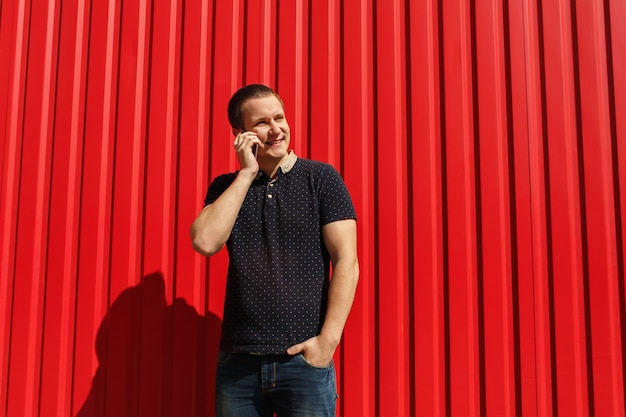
[215,352,338,417]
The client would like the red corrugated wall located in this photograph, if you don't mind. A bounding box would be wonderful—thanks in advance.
[1,0,625,415]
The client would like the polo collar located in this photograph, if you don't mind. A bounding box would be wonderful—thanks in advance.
[278,151,298,174]
[255,151,298,181]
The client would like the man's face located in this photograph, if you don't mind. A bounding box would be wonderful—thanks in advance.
[241,95,290,161]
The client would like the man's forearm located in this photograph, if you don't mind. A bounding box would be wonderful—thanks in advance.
[190,169,256,256]
[319,258,359,348]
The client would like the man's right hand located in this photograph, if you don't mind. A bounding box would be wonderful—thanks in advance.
[234,130,262,173]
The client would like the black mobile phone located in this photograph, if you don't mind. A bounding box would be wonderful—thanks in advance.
[242,129,258,158]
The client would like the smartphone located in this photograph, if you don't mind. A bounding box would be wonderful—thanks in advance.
[242,129,258,158]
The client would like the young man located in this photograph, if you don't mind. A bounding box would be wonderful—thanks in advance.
[190,84,359,417]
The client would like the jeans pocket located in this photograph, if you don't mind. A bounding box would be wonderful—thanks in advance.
[217,351,232,366]
[296,353,333,370]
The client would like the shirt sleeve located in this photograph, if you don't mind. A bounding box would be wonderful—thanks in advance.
[317,164,357,225]
[203,173,236,207]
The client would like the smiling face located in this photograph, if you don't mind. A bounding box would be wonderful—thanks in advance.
[240,94,291,163]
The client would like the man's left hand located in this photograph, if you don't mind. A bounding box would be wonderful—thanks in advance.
[286,335,337,367]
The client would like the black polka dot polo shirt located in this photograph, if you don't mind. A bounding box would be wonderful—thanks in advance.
[204,152,356,354]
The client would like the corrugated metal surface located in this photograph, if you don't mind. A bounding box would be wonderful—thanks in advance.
[1,0,624,415]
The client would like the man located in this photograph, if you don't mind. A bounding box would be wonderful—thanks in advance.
[190,84,359,417]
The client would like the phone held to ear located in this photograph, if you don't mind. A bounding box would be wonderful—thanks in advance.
[242,129,258,158]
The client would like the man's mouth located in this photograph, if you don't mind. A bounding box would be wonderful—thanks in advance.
[265,138,283,146]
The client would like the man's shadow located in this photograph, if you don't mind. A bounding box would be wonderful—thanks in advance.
[75,272,222,417]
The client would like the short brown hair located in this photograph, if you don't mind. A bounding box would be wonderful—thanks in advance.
[227,84,284,130]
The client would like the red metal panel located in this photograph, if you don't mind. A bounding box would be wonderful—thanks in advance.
[206,0,241,330]
[309,0,341,165]
[6,0,58,416]
[70,0,119,413]
[101,0,151,414]
[1,0,626,416]
[0,0,26,413]
[172,5,216,406]
[340,1,376,416]
[142,0,181,284]
[505,1,542,415]
[275,0,308,155]
[70,0,118,413]
[474,0,517,415]
[308,0,346,407]
[519,0,556,414]
[441,0,481,414]
[503,3,549,415]
[40,0,88,415]
[374,1,411,415]
[408,0,446,415]
[109,0,148,298]
[611,0,626,312]
[175,0,210,307]
[541,1,590,415]
[243,0,276,86]
[410,2,447,415]
[574,1,624,414]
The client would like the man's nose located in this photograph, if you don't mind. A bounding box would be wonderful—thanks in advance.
[268,120,281,134]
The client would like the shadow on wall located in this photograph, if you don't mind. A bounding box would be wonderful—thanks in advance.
[75,272,221,417]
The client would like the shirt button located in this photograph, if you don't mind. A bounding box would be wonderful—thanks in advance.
[267,194,273,198]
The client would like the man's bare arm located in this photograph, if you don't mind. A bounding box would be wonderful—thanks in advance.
[189,169,257,256]
[190,130,262,256]
[287,218,359,365]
